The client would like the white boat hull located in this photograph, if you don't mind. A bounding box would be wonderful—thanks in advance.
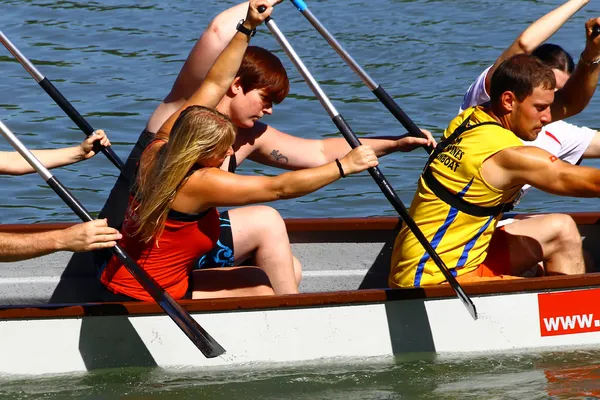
[2,285,600,376]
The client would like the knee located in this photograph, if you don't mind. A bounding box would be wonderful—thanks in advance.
[253,206,287,232]
[549,214,581,248]
[256,205,284,222]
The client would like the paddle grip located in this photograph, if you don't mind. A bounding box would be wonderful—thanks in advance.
[372,86,433,154]
[38,78,125,171]
[290,0,308,12]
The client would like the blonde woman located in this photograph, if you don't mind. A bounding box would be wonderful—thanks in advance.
[99,0,378,301]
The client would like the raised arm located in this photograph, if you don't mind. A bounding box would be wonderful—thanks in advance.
[0,130,110,176]
[167,2,253,103]
[484,0,589,95]
[482,145,600,197]
[183,146,378,209]
[551,17,600,120]
[155,0,276,139]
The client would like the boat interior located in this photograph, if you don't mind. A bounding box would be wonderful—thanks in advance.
[1,212,600,307]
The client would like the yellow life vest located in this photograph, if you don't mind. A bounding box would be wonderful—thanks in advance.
[389,106,523,288]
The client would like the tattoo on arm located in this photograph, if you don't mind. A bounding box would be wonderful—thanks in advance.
[270,150,289,164]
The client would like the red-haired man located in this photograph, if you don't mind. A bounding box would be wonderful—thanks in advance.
[99,1,434,292]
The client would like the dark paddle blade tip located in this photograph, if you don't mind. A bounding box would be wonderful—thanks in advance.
[201,342,226,358]
[467,303,478,320]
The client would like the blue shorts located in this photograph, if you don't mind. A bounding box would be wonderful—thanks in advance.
[197,210,235,268]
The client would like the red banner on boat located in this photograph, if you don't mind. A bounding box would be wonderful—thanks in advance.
[538,288,600,337]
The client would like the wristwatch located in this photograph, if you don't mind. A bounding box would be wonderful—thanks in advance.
[580,51,600,67]
[236,19,256,37]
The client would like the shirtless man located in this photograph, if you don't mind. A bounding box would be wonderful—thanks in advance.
[390,19,600,288]
[99,0,434,289]
[0,130,121,261]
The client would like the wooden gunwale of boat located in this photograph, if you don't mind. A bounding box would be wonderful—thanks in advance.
[0,212,598,320]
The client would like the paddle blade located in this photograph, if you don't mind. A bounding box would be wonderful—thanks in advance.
[115,246,226,358]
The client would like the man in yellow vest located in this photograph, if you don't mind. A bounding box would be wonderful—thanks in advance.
[390,18,600,288]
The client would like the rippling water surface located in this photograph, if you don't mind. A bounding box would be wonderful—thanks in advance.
[3,349,600,399]
[2,0,600,397]
[2,0,600,222]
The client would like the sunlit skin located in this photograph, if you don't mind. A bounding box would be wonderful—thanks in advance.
[496,86,555,142]
[198,146,235,168]
[552,68,570,90]
[218,78,274,129]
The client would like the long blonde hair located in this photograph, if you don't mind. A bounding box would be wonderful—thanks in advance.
[133,105,236,242]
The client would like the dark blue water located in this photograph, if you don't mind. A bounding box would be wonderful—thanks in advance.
[2,0,600,397]
[1,0,599,223]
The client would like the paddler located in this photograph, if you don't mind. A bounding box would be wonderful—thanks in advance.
[390,18,600,287]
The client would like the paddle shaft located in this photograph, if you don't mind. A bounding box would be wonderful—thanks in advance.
[288,0,432,153]
[0,31,125,171]
[0,120,225,358]
[263,16,477,320]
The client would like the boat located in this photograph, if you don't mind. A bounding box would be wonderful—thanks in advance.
[1,212,600,376]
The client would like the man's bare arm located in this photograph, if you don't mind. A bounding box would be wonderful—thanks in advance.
[246,123,436,170]
[483,145,600,197]
[0,220,121,262]
[147,1,282,133]
[583,131,600,158]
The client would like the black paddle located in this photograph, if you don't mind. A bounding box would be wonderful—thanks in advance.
[0,120,226,358]
[0,31,125,171]
[260,9,477,320]
[286,0,432,153]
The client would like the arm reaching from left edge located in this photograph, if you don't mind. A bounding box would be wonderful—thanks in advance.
[0,219,122,262]
[0,130,111,176]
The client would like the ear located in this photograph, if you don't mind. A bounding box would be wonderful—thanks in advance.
[230,77,243,95]
[499,91,516,113]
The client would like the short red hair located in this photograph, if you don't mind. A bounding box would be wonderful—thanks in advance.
[237,46,290,104]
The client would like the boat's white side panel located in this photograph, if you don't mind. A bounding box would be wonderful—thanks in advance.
[134,304,394,367]
[426,293,541,352]
[427,288,600,354]
[5,287,600,376]
[0,303,394,376]
[0,319,86,375]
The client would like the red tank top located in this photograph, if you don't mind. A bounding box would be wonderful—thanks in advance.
[100,200,220,301]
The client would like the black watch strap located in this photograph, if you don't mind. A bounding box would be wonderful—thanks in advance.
[236,19,256,37]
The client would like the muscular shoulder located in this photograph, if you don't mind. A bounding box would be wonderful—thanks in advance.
[491,146,556,170]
